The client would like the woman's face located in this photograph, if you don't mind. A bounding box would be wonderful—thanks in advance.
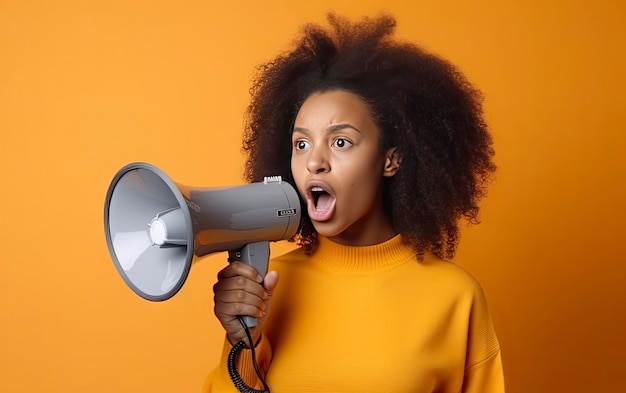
[291,89,399,246]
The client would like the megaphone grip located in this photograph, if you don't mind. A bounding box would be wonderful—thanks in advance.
[228,241,271,328]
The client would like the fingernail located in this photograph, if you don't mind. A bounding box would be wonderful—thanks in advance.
[256,274,263,283]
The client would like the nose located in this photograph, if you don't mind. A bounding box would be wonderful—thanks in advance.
[306,147,330,174]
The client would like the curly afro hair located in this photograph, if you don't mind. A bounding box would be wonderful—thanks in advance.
[241,13,496,260]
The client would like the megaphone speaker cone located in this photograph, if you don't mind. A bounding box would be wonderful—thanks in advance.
[104,163,194,301]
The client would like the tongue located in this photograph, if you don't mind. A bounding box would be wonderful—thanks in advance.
[316,193,334,211]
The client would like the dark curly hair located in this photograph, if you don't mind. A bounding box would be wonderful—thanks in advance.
[242,13,496,260]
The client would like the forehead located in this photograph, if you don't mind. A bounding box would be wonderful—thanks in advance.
[294,90,377,130]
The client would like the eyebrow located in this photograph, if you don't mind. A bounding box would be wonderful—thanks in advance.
[292,123,362,135]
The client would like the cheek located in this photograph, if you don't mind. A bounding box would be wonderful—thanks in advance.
[345,161,385,201]
[290,156,301,177]
[290,158,306,192]
[290,153,300,173]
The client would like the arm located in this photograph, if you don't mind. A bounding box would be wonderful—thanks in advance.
[462,349,505,393]
[461,282,505,393]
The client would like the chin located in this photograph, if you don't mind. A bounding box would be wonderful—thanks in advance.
[310,220,343,238]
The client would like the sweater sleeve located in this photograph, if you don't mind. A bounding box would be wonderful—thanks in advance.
[462,349,505,393]
[202,334,273,393]
[461,280,505,393]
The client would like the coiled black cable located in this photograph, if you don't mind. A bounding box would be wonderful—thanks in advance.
[227,316,270,393]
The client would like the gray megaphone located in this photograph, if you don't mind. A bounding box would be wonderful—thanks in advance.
[103,162,301,326]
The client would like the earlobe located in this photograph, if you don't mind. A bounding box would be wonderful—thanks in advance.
[383,147,402,177]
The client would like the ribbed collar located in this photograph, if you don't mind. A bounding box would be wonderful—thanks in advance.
[311,235,417,272]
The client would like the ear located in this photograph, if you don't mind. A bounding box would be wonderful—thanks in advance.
[383,147,402,177]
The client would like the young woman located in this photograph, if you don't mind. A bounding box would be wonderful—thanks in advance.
[205,13,504,393]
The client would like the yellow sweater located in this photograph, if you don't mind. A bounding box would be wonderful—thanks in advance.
[204,235,504,392]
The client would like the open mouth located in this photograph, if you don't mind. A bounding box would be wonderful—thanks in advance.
[311,186,333,211]
[305,182,336,222]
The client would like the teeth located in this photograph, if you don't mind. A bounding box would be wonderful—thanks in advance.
[311,186,324,192]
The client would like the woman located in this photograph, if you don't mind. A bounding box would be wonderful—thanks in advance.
[205,13,504,393]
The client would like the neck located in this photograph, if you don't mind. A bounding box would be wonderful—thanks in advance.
[329,205,396,246]
[329,223,396,246]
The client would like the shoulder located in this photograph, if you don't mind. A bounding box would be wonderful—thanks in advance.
[420,257,501,368]
[416,254,488,301]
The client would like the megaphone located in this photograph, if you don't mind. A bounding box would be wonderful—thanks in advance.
[103,162,301,325]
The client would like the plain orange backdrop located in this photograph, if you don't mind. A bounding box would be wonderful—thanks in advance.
[1,1,624,392]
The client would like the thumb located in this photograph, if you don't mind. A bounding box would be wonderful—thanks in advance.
[263,270,279,292]
[259,270,279,327]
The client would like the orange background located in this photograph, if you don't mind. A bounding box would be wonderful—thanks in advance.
[1,1,624,392]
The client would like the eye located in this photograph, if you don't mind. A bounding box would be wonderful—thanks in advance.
[332,137,352,149]
[294,139,311,150]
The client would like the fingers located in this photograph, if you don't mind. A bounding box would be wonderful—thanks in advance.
[214,272,267,299]
[214,280,266,319]
[214,285,266,318]
[213,262,269,320]
[213,262,281,346]
[217,261,263,283]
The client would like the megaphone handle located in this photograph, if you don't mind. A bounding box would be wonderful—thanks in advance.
[228,241,270,329]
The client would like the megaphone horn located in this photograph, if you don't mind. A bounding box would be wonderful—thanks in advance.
[103,162,302,317]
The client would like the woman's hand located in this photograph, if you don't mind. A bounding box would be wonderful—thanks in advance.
[213,261,279,348]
